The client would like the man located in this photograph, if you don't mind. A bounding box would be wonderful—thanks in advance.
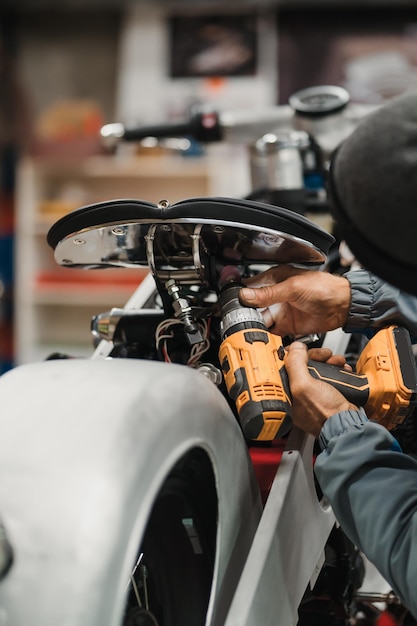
[240,90,417,618]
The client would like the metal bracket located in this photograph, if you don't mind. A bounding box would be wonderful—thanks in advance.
[224,427,335,626]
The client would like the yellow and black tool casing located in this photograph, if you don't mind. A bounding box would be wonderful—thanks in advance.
[219,329,292,441]
[356,325,417,429]
[218,280,417,442]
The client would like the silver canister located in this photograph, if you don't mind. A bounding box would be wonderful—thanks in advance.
[249,130,310,192]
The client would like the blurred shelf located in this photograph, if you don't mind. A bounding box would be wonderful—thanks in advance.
[14,153,214,364]
[33,284,141,306]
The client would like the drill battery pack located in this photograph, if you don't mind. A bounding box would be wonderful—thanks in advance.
[356,325,417,430]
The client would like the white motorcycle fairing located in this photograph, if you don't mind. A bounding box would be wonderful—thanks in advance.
[0,357,262,625]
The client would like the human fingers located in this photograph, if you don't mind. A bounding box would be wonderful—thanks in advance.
[284,341,313,392]
[240,283,288,309]
[285,342,355,436]
[242,264,303,288]
[325,355,353,371]
[307,347,333,362]
[259,303,282,329]
[240,266,313,309]
[307,347,352,371]
[241,271,351,334]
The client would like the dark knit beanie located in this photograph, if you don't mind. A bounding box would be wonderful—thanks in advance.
[329,90,417,295]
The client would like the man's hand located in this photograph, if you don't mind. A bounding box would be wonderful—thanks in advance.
[239,266,351,337]
[285,342,357,437]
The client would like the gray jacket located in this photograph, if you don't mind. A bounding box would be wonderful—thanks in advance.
[316,269,417,617]
[344,268,417,336]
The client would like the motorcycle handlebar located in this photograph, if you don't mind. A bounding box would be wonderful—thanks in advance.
[100,105,296,149]
[101,109,223,147]
[100,97,377,155]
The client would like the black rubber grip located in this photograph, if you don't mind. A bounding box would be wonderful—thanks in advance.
[122,111,223,143]
[307,360,370,406]
[123,121,194,141]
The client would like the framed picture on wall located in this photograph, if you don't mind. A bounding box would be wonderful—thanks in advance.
[168,14,258,78]
[278,7,417,105]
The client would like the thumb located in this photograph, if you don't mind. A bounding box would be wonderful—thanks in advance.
[240,284,283,308]
[284,342,312,391]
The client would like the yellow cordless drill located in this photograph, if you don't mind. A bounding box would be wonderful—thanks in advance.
[218,282,417,442]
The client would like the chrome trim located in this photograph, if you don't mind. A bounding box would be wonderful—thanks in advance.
[54,216,328,274]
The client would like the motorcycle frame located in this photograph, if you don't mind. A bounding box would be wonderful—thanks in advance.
[0,95,392,625]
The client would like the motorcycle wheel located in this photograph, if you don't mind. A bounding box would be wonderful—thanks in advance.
[0,358,261,626]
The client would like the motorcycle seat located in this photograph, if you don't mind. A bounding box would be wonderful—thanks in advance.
[47,196,334,270]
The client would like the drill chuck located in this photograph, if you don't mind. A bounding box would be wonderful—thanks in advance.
[218,283,292,441]
[219,284,266,338]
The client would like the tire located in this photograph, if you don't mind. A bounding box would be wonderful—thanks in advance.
[123,448,217,626]
[0,358,262,626]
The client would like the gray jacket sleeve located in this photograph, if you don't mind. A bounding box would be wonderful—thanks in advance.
[344,269,417,337]
[315,409,417,618]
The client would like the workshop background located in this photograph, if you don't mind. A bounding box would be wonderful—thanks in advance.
[0,0,416,372]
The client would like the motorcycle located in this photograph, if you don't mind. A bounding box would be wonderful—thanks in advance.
[0,86,404,626]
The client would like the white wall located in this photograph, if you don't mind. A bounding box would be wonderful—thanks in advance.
[115,5,279,125]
